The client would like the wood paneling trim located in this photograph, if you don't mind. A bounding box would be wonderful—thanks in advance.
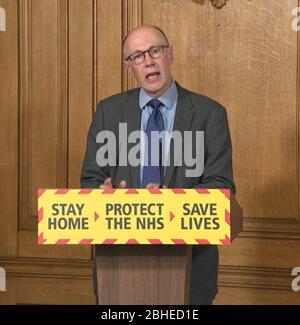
[19,0,33,229]
[220,236,300,269]
[240,217,300,240]
[219,265,293,291]
[122,0,143,91]
[56,0,69,189]
[92,0,97,110]
[298,0,300,224]
[214,286,300,305]
[0,257,92,280]
[122,0,143,46]
[1,257,292,292]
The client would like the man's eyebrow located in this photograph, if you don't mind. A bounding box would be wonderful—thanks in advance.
[130,45,164,53]
[126,49,143,59]
[131,49,144,54]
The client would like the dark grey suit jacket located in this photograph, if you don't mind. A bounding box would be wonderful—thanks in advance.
[80,82,235,304]
[81,82,235,191]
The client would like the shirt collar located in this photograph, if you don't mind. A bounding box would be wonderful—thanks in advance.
[139,80,178,111]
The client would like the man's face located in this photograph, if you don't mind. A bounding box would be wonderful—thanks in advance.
[124,27,174,98]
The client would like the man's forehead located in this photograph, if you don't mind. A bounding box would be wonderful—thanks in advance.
[125,27,165,51]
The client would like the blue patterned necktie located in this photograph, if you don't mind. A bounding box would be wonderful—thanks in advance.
[141,99,164,188]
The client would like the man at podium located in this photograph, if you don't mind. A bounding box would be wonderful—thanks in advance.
[81,25,235,305]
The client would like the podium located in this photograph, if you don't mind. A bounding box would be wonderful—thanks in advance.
[95,245,192,305]
[37,189,243,304]
[95,196,243,305]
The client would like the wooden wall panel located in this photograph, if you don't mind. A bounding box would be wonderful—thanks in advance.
[19,0,63,230]
[143,0,298,220]
[220,237,300,269]
[0,0,18,257]
[2,0,124,304]
[18,230,92,259]
[97,0,123,100]
[68,0,95,259]
[18,0,90,260]
[216,263,299,304]
[0,257,93,304]
[17,277,94,305]
[142,0,300,304]
[69,0,93,189]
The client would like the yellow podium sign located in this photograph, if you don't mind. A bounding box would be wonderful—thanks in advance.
[37,188,231,245]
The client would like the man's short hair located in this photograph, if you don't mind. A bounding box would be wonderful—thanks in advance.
[122,25,170,52]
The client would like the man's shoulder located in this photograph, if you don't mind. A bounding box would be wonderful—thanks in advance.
[178,83,225,114]
[98,88,139,110]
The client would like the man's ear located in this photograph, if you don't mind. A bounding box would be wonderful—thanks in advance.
[124,60,133,76]
[167,45,174,64]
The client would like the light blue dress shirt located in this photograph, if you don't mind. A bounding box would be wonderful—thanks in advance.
[139,80,178,184]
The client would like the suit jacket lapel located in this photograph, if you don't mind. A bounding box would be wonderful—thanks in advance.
[123,89,141,188]
[164,84,194,187]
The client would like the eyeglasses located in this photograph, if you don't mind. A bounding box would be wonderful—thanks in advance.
[125,45,169,65]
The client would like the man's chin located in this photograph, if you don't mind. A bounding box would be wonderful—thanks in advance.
[142,83,163,96]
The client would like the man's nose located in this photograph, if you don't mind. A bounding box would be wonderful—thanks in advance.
[144,51,155,67]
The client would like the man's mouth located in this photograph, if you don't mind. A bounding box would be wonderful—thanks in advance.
[146,72,160,81]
